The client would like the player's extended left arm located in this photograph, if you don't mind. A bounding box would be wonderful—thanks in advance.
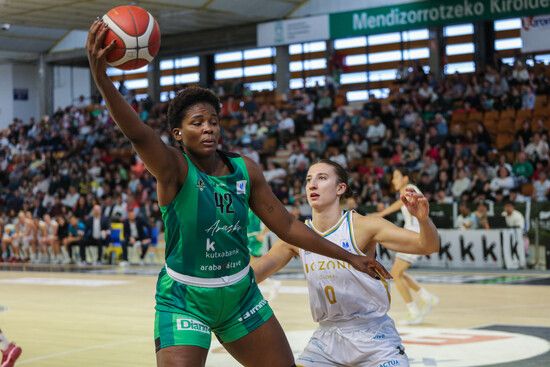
[369,216,439,255]
[369,188,439,255]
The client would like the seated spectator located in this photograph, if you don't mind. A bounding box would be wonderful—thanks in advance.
[82,205,110,265]
[62,215,85,264]
[366,118,386,144]
[434,189,453,204]
[490,167,516,196]
[263,161,287,185]
[121,210,151,266]
[502,201,525,231]
[514,120,533,151]
[533,170,550,202]
[456,202,477,229]
[512,152,534,184]
[521,85,536,110]
[346,132,368,162]
[62,186,80,208]
[434,113,448,137]
[475,202,490,229]
[525,132,549,162]
[451,169,471,198]
[287,145,309,175]
[403,141,421,168]
[316,89,333,123]
[277,110,295,148]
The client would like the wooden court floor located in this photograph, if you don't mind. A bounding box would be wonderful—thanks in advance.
[1,268,550,366]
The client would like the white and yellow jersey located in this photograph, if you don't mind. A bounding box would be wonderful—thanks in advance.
[299,210,390,324]
[401,184,422,232]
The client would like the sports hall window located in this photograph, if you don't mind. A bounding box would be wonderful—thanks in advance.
[368,32,401,45]
[214,51,242,63]
[215,68,243,80]
[289,76,325,89]
[495,38,522,51]
[368,50,402,64]
[535,54,550,65]
[289,58,326,72]
[444,24,474,37]
[244,64,275,77]
[289,41,326,54]
[446,43,475,56]
[494,18,521,31]
[243,47,275,60]
[402,48,429,60]
[346,88,389,102]
[246,81,275,91]
[159,56,200,87]
[340,72,367,85]
[402,29,429,42]
[334,36,367,50]
[369,69,398,82]
[174,57,200,68]
[445,62,475,74]
[124,78,148,89]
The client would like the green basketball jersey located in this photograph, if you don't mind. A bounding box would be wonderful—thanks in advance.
[247,208,263,257]
[160,151,251,279]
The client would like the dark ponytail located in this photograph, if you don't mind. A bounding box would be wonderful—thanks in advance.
[394,165,413,184]
[315,159,354,201]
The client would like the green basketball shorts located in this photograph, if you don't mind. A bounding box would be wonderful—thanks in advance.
[154,267,273,351]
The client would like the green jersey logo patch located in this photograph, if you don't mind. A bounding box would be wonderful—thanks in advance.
[196,179,205,191]
[236,180,247,195]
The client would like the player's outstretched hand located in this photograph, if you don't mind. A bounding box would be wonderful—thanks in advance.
[349,255,392,280]
[401,187,429,221]
[86,19,116,80]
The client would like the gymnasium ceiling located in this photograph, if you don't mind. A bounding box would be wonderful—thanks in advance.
[0,0,416,63]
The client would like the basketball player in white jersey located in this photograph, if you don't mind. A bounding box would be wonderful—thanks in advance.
[252,160,439,366]
[373,167,439,325]
[37,214,60,264]
[10,212,29,262]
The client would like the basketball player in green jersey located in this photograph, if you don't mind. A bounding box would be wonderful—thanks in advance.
[87,20,390,367]
[247,208,265,259]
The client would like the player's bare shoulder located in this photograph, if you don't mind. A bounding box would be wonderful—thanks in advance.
[350,211,380,240]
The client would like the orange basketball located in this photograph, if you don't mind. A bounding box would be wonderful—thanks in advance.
[102,5,161,70]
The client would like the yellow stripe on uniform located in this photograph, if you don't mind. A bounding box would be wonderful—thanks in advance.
[376,269,391,304]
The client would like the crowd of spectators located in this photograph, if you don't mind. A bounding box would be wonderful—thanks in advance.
[1,57,549,263]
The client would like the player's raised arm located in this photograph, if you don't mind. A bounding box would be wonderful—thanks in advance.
[364,188,439,255]
[86,19,184,183]
[244,157,391,280]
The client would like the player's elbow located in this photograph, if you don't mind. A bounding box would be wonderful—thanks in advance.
[420,239,440,255]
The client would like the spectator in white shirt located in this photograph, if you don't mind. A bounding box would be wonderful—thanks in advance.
[263,161,287,185]
[512,61,530,83]
[502,201,525,231]
[525,133,549,161]
[490,167,516,195]
[278,110,295,134]
[451,169,471,198]
[533,170,550,202]
[366,118,386,144]
[62,186,80,208]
